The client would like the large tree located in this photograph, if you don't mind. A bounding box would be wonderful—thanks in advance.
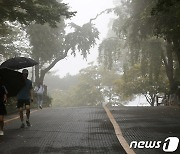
[0,0,75,60]
[28,22,99,83]
[98,0,180,105]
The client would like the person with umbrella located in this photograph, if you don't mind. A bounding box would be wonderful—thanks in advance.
[0,67,25,135]
[0,76,8,136]
[17,69,33,128]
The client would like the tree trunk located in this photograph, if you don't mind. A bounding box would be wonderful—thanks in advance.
[151,94,156,106]
[36,48,70,84]
[172,38,180,67]
[144,93,156,106]
[161,42,174,88]
[35,65,39,83]
[34,57,40,84]
[39,69,46,84]
[175,49,180,67]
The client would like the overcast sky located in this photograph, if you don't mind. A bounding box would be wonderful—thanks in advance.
[51,0,115,77]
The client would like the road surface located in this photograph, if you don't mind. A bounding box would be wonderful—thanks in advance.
[1,107,125,154]
[0,106,180,154]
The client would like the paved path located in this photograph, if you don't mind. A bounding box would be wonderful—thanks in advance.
[0,107,125,154]
[109,106,180,154]
[0,106,180,154]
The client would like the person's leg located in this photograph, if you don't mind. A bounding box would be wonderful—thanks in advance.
[17,100,25,128]
[0,115,4,130]
[19,107,24,122]
[25,104,31,126]
[0,115,4,135]
[0,105,6,132]
[36,94,38,108]
[39,94,43,108]
[37,94,40,108]
[19,107,25,128]
[25,105,30,120]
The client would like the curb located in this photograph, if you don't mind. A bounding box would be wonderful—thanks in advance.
[103,105,136,154]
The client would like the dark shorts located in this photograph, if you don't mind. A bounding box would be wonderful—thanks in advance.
[17,99,30,108]
[0,103,7,115]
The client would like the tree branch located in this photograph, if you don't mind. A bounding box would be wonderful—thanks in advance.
[40,48,70,79]
[89,8,113,23]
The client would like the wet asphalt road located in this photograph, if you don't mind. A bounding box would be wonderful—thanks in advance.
[109,106,180,154]
[0,107,125,154]
[0,106,180,154]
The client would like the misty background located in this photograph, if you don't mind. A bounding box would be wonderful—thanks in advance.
[1,0,180,107]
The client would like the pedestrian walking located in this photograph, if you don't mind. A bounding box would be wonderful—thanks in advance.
[34,82,44,109]
[0,76,8,135]
[17,69,33,128]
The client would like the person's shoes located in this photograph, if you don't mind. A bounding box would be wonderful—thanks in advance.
[20,123,25,128]
[26,120,31,127]
[39,105,42,109]
[0,131,4,136]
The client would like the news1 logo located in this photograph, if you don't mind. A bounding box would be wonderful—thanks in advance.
[130,137,179,152]
[163,137,179,152]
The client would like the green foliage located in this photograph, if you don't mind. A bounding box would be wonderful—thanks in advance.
[67,65,104,106]
[0,0,76,27]
[65,23,99,58]
[98,37,121,69]
[151,0,180,38]
[28,22,65,64]
[114,64,169,105]
[49,65,120,107]
[151,0,180,67]
[44,73,78,91]
[72,81,103,106]
[0,0,99,86]
[0,22,32,60]
[27,21,99,83]
[98,0,180,104]
[0,0,75,61]
[50,67,103,107]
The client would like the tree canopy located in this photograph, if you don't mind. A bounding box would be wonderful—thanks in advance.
[0,0,76,61]
[27,22,99,83]
[0,0,75,27]
[98,0,180,106]
[0,0,100,85]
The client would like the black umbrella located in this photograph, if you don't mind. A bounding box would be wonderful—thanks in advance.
[0,57,38,70]
[0,68,25,97]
